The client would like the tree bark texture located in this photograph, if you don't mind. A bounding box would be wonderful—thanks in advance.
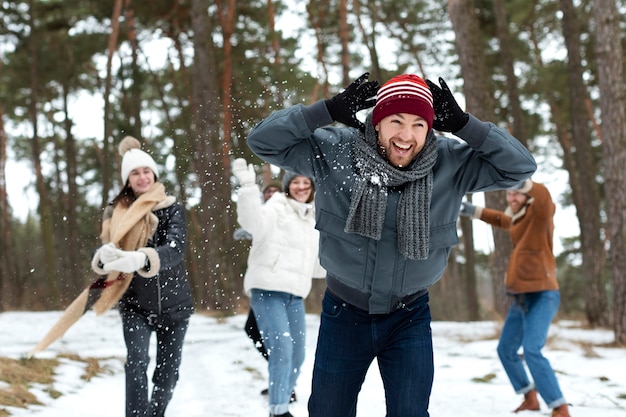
[560,0,609,326]
[448,0,502,318]
[191,0,238,312]
[28,0,59,307]
[592,0,626,344]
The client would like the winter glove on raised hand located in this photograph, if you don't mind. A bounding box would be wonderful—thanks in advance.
[425,77,469,132]
[99,242,121,264]
[232,158,256,186]
[459,202,477,217]
[325,72,379,131]
[103,250,147,273]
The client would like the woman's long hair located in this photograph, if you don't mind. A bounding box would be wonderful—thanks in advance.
[110,182,137,208]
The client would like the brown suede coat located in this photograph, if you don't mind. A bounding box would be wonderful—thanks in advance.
[476,181,558,294]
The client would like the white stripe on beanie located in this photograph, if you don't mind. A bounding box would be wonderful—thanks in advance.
[376,81,433,107]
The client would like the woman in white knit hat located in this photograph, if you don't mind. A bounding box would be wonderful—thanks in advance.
[90,136,194,417]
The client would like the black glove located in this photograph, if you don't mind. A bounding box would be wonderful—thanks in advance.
[325,72,379,131]
[425,77,469,133]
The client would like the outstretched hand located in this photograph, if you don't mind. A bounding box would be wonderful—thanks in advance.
[103,250,146,273]
[325,72,379,131]
[232,158,256,186]
[426,77,469,133]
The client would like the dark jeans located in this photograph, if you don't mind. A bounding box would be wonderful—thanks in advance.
[308,289,433,417]
[245,308,269,360]
[121,309,189,417]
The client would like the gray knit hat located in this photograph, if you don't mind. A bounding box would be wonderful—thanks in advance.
[282,171,315,202]
[282,171,298,192]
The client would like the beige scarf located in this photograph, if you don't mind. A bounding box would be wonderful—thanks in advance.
[93,182,167,313]
[28,182,167,357]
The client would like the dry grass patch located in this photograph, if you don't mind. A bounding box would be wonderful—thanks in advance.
[57,353,115,381]
[471,372,497,383]
[0,357,58,386]
[0,356,58,412]
[0,354,115,416]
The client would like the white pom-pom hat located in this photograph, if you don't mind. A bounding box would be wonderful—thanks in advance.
[118,136,159,184]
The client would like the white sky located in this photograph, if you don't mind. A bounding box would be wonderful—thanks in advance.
[1,310,624,416]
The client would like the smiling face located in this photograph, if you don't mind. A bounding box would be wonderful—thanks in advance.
[128,166,155,196]
[374,113,430,168]
[287,176,314,203]
[506,190,529,213]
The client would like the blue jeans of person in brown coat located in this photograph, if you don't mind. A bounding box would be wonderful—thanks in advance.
[497,290,567,409]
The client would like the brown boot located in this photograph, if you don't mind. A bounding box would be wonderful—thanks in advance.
[551,404,570,417]
[514,389,540,412]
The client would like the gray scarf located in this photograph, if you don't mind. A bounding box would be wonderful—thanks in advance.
[345,116,438,260]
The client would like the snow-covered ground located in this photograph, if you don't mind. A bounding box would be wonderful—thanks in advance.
[0,310,624,416]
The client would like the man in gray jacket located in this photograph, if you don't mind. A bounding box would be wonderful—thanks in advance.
[247,73,536,417]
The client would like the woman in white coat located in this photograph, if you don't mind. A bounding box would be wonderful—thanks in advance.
[233,158,323,417]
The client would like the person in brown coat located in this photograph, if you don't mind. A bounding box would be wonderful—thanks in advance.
[460,179,570,417]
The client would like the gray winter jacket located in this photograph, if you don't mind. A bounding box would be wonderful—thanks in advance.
[247,100,536,314]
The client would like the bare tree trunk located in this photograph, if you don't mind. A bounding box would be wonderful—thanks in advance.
[492,0,526,143]
[460,199,479,320]
[447,0,497,319]
[191,0,237,312]
[218,0,235,172]
[102,0,124,206]
[28,0,59,308]
[488,0,533,318]
[338,0,350,85]
[61,85,82,296]
[560,0,609,326]
[430,257,465,320]
[163,23,192,205]
[307,0,330,99]
[523,6,591,317]
[217,0,242,304]
[0,104,19,310]
[353,0,381,81]
[593,0,626,344]
[124,0,143,136]
[266,0,285,107]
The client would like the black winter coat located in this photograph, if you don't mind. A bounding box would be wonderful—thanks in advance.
[119,202,194,323]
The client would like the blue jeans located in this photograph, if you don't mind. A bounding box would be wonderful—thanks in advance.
[308,289,433,417]
[250,289,306,416]
[497,290,566,409]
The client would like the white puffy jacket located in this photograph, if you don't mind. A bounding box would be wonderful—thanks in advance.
[236,184,324,298]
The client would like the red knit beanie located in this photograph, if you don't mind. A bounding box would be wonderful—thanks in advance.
[372,74,434,130]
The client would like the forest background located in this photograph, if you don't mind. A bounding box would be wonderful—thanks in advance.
[0,0,625,343]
